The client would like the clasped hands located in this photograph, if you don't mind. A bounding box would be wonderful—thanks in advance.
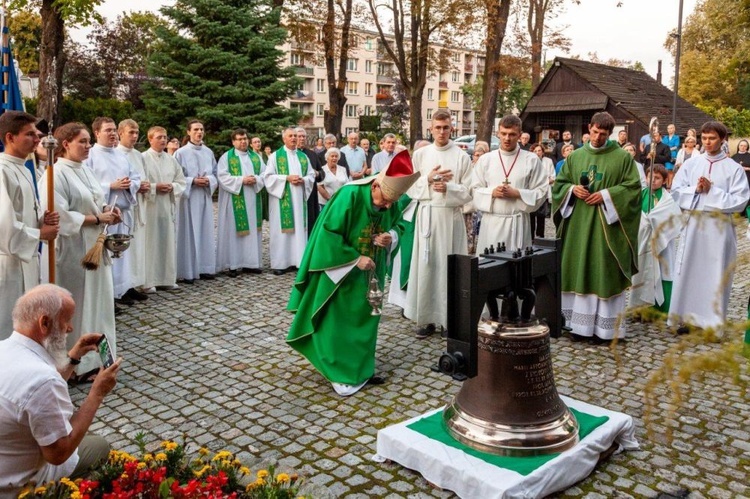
[193,175,211,187]
[286,174,305,186]
[491,183,520,199]
[572,185,604,205]
[242,175,257,186]
[696,176,712,194]
[110,177,131,190]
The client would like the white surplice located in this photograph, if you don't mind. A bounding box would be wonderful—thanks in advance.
[39,158,116,373]
[174,142,218,280]
[471,146,548,253]
[668,152,750,329]
[0,154,41,339]
[263,147,315,270]
[142,149,186,288]
[404,141,473,329]
[117,145,149,289]
[85,144,141,298]
[630,190,683,308]
[216,149,265,271]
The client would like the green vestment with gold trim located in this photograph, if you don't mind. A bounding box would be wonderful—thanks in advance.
[552,140,641,298]
[286,181,401,385]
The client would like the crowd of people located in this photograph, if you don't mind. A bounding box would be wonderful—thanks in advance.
[2,107,750,492]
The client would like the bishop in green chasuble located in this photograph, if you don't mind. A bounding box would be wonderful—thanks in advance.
[287,150,420,396]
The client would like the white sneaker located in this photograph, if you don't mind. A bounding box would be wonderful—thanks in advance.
[332,381,367,396]
[142,287,157,294]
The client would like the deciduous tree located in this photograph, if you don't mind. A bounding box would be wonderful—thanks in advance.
[8,7,42,74]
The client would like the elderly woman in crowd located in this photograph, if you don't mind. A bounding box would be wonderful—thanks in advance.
[676,135,700,170]
[318,147,351,210]
[39,122,121,383]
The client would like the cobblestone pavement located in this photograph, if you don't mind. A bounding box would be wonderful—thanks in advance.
[73,217,750,499]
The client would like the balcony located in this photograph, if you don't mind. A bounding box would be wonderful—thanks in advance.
[289,90,314,102]
[376,74,396,84]
[293,65,315,77]
[438,100,448,108]
[290,41,316,52]
[439,81,448,89]
[477,65,485,74]
[463,100,472,110]
[464,63,474,72]
[376,48,387,60]
[376,92,391,101]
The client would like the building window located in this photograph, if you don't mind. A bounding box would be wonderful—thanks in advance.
[452,71,459,83]
[365,38,373,50]
[345,127,358,135]
[345,104,358,118]
[452,52,461,63]
[316,103,324,116]
[427,88,434,100]
[347,58,358,71]
[365,60,373,73]
[365,83,372,96]
[364,106,373,116]
[346,81,358,95]
[316,79,325,93]
[451,91,460,102]
[290,53,302,66]
[426,108,433,120]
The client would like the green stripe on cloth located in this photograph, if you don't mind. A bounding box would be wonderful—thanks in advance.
[406,408,609,476]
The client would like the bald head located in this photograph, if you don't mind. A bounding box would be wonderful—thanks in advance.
[12,284,73,333]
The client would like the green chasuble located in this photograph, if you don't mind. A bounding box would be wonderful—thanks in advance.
[387,194,417,290]
[641,186,663,213]
[286,180,402,385]
[552,140,641,298]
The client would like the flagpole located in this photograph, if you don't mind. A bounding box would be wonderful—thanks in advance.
[1,4,8,111]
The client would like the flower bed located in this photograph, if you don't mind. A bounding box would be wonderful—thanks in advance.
[18,440,308,499]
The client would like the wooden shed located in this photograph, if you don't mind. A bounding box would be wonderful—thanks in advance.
[519,57,714,146]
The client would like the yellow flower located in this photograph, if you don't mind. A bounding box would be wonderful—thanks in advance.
[60,477,79,492]
[199,447,209,456]
[276,473,290,483]
[34,486,46,494]
[17,491,30,499]
[70,493,81,499]
[144,454,154,462]
[155,453,168,461]
[161,441,179,451]
[232,459,241,467]
[240,467,251,475]
[254,477,265,486]
[137,462,147,470]
[257,469,269,479]
[211,450,232,462]
[121,473,128,479]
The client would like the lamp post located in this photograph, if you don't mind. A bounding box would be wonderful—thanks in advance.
[671,0,684,128]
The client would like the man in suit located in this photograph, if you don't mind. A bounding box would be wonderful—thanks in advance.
[296,128,325,235]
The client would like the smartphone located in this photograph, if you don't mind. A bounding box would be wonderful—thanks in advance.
[96,335,115,368]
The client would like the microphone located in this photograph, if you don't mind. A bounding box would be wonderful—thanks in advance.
[579,173,590,190]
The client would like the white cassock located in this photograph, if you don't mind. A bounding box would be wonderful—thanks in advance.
[216,149,265,271]
[142,149,187,288]
[0,154,41,339]
[40,159,116,373]
[668,152,750,329]
[263,147,315,270]
[630,190,683,308]
[404,141,473,328]
[85,144,141,298]
[117,145,149,289]
[471,147,548,253]
[174,143,218,280]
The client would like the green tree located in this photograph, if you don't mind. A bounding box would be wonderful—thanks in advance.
[140,0,300,153]
[8,7,42,74]
[664,0,750,109]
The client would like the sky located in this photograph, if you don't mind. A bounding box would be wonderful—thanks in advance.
[72,0,699,88]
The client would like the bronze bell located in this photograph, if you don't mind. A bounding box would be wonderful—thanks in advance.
[443,320,579,456]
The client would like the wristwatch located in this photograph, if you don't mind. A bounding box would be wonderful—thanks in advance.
[68,356,81,365]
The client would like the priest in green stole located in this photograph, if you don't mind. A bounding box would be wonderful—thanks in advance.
[287,150,420,396]
[552,112,641,341]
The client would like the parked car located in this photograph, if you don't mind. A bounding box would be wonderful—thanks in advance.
[454,135,500,156]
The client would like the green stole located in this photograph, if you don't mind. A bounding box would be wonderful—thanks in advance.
[641,187,663,213]
[226,148,261,234]
[275,147,310,233]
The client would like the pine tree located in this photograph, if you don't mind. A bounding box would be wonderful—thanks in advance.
[140,0,300,152]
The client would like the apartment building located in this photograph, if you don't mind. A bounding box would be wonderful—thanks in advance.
[280,28,484,140]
